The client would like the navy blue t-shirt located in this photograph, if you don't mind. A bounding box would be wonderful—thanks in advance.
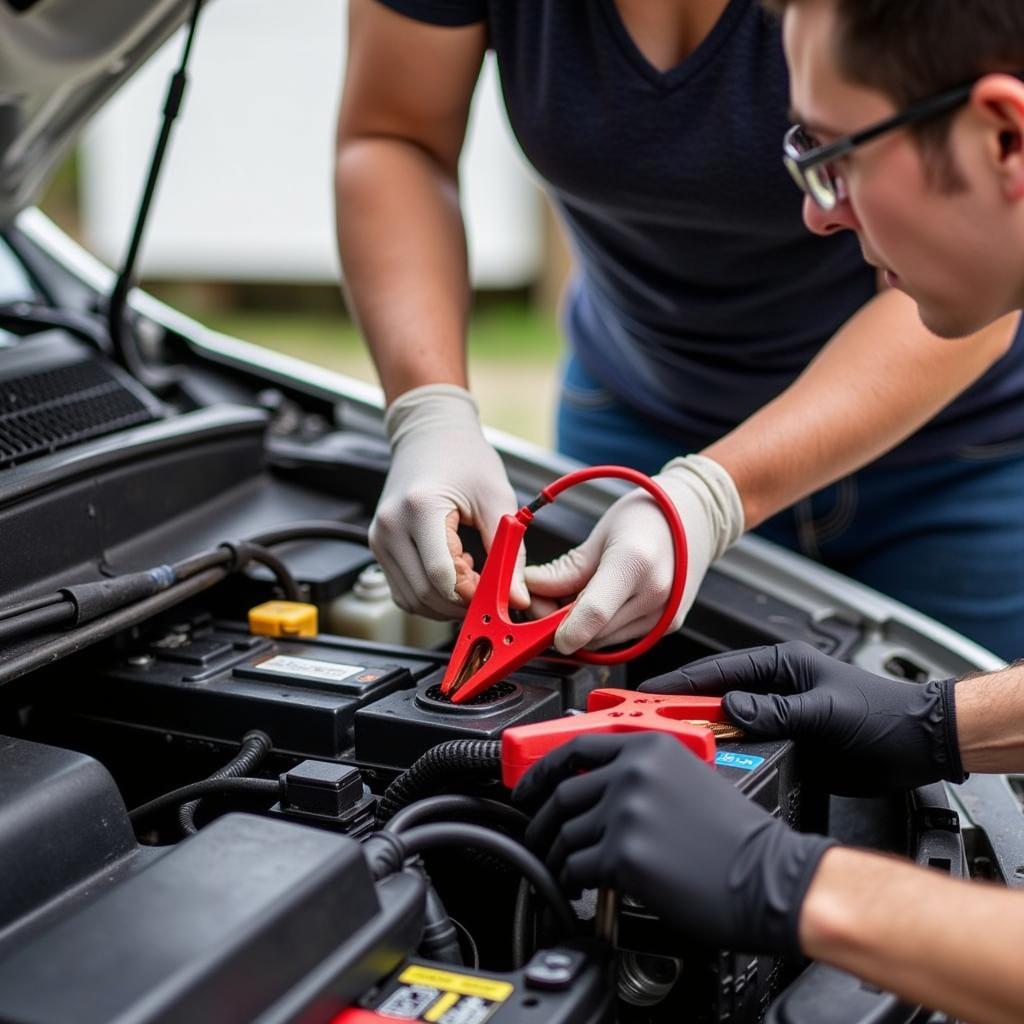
[374,0,1024,462]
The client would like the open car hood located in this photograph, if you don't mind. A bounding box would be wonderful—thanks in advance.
[0,0,195,226]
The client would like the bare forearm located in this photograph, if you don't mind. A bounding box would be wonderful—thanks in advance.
[335,138,470,401]
[704,291,1019,527]
[801,847,1024,1024]
[955,664,1024,773]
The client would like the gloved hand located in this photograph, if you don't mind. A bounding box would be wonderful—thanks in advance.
[523,455,744,653]
[639,641,967,796]
[370,384,529,619]
[513,732,834,956]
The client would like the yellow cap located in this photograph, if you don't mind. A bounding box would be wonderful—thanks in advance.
[248,600,318,638]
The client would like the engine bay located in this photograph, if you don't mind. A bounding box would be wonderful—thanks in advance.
[0,0,1018,1013]
[0,311,995,1023]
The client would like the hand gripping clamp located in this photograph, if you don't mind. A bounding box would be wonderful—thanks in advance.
[439,466,689,705]
[500,689,734,788]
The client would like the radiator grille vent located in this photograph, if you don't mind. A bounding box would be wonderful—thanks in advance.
[0,360,156,469]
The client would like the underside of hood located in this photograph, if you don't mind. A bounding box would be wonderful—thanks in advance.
[0,0,197,226]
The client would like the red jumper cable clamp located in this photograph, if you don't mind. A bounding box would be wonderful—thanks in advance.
[439,465,689,705]
[500,689,732,788]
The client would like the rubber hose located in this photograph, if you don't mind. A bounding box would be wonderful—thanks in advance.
[178,730,273,835]
[375,740,502,827]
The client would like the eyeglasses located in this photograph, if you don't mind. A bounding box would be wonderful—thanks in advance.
[783,74,1024,211]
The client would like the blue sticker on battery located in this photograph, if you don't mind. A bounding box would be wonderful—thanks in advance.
[715,751,765,772]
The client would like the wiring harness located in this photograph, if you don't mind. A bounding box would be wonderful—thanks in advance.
[0,520,368,686]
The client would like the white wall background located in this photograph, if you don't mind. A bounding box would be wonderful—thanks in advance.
[80,0,542,287]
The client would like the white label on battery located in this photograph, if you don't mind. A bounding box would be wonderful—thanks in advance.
[378,985,441,1019]
[251,654,365,683]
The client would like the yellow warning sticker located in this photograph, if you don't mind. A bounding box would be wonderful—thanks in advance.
[398,966,514,1003]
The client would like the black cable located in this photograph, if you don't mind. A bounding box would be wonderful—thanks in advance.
[129,775,280,827]
[0,593,64,625]
[242,544,302,601]
[0,565,229,687]
[0,519,366,677]
[420,881,465,966]
[376,741,502,827]
[0,602,74,644]
[512,878,535,969]
[177,730,273,835]
[107,0,204,391]
[386,795,529,836]
[373,823,576,939]
[250,521,370,547]
[171,548,232,580]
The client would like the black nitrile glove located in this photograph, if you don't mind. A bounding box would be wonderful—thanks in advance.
[512,732,835,956]
[639,641,967,797]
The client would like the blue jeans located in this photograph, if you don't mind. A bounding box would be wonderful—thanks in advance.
[557,353,1024,661]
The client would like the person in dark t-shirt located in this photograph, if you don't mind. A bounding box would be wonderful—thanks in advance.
[335,0,1024,659]
[515,3,1024,1018]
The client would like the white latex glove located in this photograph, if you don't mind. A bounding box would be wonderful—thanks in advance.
[524,455,744,653]
[370,384,530,620]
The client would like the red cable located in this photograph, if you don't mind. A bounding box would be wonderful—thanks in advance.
[522,465,688,664]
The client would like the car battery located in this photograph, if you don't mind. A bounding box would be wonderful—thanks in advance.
[57,622,439,759]
[334,946,612,1024]
[354,668,566,772]
[614,735,826,1024]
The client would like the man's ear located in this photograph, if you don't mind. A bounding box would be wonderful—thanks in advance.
[970,74,1024,200]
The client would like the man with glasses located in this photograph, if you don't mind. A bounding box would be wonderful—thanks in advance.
[518,2,1024,1020]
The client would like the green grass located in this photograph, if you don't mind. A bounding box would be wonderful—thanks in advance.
[192,301,563,446]
[197,301,561,362]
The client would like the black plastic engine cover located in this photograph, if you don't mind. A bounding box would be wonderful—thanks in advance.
[0,735,147,941]
[0,813,420,1024]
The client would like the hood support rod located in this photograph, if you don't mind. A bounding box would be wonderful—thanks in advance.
[107,0,204,393]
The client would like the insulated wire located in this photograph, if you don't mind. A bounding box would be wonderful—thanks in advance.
[0,520,370,679]
[385,794,529,835]
[394,823,576,939]
[250,521,370,547]
[0,565,229,686]
[0,602,75,644]
[0,593,64,624]
[242,544,302,602]
[129,775,280,826]
[177,730,273,836]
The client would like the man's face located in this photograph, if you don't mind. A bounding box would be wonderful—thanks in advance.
[783,0,1024,338]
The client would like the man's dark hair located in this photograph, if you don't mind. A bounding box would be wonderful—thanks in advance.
[765,0,1024,188]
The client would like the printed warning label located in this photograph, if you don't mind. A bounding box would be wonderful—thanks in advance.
[398,967,513,1002]
[378,985,440,1019]
[368,966,514,1024]
[249,654,365,685]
